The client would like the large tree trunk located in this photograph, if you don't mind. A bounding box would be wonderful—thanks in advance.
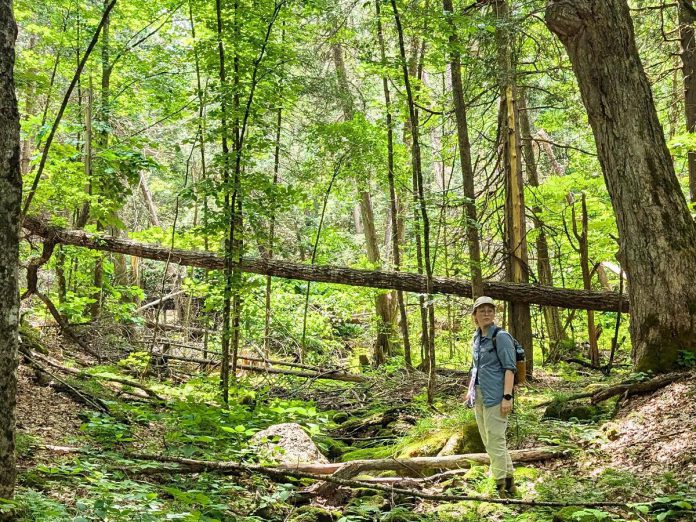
[546,0,696,372]
[0,0,20,498]
[24,217,631,312]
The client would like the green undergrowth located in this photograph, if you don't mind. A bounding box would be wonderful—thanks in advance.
[11,360,696,521]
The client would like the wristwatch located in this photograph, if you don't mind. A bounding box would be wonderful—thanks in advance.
[503,393,513,401]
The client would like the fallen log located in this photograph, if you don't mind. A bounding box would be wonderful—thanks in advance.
[151,352,367,383]
[145,321,217,336]
[124,451,626,508]
[535,371,691,409]
[277,447,565,475]
[237,355,331,372]
[19,350,110,413]
[237,364,366,383]
[590,371,687,404]
[28,350,165,401]
[24,217,629,312]
[137,290,186,313]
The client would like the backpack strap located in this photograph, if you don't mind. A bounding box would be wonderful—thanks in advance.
[490,326,503,351]
[490,326,505,368]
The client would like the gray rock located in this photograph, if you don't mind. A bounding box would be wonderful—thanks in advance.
[250,422,329,465]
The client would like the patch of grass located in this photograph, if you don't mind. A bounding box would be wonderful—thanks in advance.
[15,433,41,458]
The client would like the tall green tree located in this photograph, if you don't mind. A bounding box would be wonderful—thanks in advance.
[547,0,696,372]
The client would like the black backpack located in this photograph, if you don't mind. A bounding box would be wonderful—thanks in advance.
[491,326,527,384]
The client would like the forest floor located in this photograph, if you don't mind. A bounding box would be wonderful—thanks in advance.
[10,331,696,521]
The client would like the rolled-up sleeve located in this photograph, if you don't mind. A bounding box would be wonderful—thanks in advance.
[496,332,517,373]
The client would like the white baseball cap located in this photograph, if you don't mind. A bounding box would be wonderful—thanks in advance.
[471,295,496,314]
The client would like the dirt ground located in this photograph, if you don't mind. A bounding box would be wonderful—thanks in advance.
[596,373,696,483]
[15,364,85,466]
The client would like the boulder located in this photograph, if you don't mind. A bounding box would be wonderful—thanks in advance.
[250,423,329,465]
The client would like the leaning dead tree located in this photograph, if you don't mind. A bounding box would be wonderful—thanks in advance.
[23,217,629,312]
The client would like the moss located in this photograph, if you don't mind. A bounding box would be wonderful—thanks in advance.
[19,324,49,355]
[635,316,696,373]
[398,430,451,458]
[397,421,484,459]
[331,411,350,424]
[340,444,397,462]
[380,507,421,521]
[313,435,349,460]
[432,502,479,522]
[347,493,386,507]
[336,412,383,433]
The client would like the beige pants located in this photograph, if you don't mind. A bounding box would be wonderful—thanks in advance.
[474,386,513,480]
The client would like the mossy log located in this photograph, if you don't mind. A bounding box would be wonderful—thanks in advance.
[277,446,565,475]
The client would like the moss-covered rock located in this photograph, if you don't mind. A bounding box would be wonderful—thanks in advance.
[396,421,484,459]
[347,492,386,507]
[331,411,350,424]
[287,506,341,522]
[456,421,485,454]
[543,400,602,421]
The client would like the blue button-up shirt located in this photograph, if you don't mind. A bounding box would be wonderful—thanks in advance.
[471,323,517,407]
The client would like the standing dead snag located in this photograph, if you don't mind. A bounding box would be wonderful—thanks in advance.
[546,0,696,372]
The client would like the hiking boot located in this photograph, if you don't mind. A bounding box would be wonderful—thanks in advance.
[505,476,517,496]
[495,478,508,498]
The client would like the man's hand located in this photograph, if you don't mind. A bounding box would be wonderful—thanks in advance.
[501,398,513,416]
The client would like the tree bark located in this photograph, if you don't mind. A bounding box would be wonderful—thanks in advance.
[546,0,696,371]
[139,172,161,228]
[215,0,232,403]
[24,217,631,312]
[264,106,281,359]
[519,94,565,357]
[0,0,20,496]
[443,0,484,298]
[376,0,411,366]
[392,0,436,402]
[679,1,696,205]
[496,0,533,376]
[571,193,599,366]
